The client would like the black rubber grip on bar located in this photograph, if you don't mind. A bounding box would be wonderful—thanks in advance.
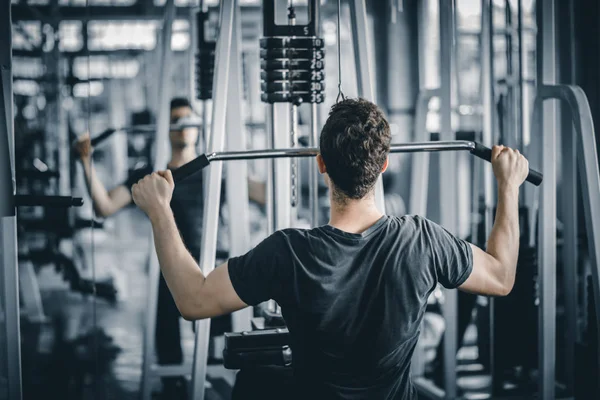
[91,128,117,147]
[172,154,211,183]
[15,195,84,208]
[470,142,543,186]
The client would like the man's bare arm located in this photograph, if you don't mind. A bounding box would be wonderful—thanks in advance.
[75,133,132,217]
[80,158,132,217]
[459,146,528,296]
[137,172,247,320]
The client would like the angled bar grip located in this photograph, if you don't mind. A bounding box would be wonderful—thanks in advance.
[15,195,84,208]
[172,154,211,183]
[90,128,118,147]
[470,142,543,186]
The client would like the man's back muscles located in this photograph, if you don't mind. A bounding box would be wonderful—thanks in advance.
[228,215,472,399]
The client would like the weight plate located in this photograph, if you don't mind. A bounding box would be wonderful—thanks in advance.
[198,43,216,52]
[259,48,324,60]
[261,70,325,82]
[260,37,325,50]
[261,81,325,92]
[198,69,214,77]
[197,54,215,63]
[261,92,325,104]
[260,59,324,71]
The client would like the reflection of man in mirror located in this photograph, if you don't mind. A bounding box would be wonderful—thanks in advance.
[75,97,265,399]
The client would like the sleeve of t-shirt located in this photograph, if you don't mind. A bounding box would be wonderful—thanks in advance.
[419,217,473,289]
[227,231,287,306]
[123,165,154,192]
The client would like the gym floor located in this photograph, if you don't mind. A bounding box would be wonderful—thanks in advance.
[19,207,234,400]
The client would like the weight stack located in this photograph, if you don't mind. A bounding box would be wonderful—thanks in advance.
[260,37,326,104]
[195,11,215,101]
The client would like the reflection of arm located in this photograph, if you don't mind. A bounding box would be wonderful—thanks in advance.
[247,178,266,206]
[81,158,132,217]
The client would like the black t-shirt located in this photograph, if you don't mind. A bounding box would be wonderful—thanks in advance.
[125,165,212,259]
[228,215,473,400]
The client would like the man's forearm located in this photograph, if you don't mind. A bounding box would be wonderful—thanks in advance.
[81,159,112,213]
[149,207,206,315]
[487,184,520,286]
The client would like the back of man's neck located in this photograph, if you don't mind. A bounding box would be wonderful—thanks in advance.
[328,200,384,234]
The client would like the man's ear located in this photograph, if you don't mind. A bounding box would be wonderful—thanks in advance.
[316,154,327,174]
[381,156,389,173]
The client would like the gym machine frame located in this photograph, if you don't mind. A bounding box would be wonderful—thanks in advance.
[1,4,85,398]
[534,1,600,397]
[0,4,22,399]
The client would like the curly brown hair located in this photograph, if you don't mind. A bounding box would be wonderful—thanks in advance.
[319,98,391,201]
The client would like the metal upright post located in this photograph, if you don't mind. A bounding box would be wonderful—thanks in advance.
[480,0,497,392]
[559,0,577,394]
[310,103,320,227]
[152,0,177,171]
[190,1,236,399]
[270,103,292,230]
[408,89,439,216]
[536,0,558,398]
[0,3,23,398]
[438,0,458,398]
[348,0,386,214]
[225,4,252,333]
[268,0,292,231]
[140,1,176,398]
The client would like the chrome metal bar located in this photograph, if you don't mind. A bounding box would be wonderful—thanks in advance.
[208,141,478,162]
[309,102,320,227]
[225,5,253,333]
[190,0,236,398]
[536,0,558,397]
[560,1,577,393]
[481,0,497,392]
[409,89,439,216]
[439,0,458,397]
[271,102,292,230]
[173,141,542,185]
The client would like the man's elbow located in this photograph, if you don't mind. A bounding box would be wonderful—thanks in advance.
[496,274,515,297]
[178,300,211,321]
[94,204,110,218]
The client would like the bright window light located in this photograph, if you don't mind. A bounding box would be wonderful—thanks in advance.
[13,80,40,97]
[73,56,140,79]
[88,21,159,51]
[59,0,136,5]
[59,21,84,52]
[12,22,42,50]
[73,81,105,98]
[171,32,190,51]
[13,57,45,79]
